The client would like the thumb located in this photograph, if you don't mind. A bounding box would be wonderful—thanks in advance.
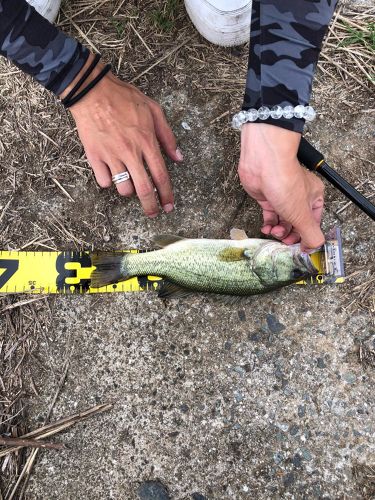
[293,207,325,252]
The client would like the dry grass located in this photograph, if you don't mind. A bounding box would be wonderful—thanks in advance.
[353,463,375,499]
[0,0,374,497]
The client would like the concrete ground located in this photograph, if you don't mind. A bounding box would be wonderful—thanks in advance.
[0,1,374,499]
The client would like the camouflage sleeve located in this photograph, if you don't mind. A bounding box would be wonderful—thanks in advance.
[243,0,338,133]
[0,0,89,96]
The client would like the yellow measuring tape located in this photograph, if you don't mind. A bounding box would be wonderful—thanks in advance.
[0,247,344,295]
[0,250,162,294]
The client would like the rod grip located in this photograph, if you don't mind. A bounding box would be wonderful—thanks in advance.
[319,162,375,221]
[297,137,324,171]
[298,137,375,221]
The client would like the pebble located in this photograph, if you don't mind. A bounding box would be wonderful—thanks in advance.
[273,451,284,464]
[289,424,299,436]
[138,480,170,500]
[292,454,302,468]
[249,332,261,342]
[181,121,191,130]
[180,404,189,413]
[298,405,306,418]
[224,340,232,351]
[317,357,326,369]
[233,366,246,376]
[266,314,285,334]
[234,390,245,403]
[238,309,246,321]
[192,493,207,500]
[283,472,295,487]
[300,448,312,461]
[343,372,356,384]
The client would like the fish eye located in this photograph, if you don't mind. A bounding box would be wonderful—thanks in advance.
[291,268,304,279]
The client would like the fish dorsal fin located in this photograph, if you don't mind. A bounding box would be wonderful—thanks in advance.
[230,228,248,240]
[153,234,185,248]
[158,280,194,299]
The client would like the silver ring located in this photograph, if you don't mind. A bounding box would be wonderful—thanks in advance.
[112,171,130,185]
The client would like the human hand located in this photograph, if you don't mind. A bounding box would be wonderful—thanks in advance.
[61,57,183,217]
[238,123,325,252]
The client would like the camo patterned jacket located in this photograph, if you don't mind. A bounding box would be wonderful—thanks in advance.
[0,0,337,132]
[0,0,89,95]
[244,0,338,132]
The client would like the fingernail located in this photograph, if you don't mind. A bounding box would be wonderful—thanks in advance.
[149,213,158,218]
[273,231,284,238]
[163,203,174,213]
[175,148,183,162]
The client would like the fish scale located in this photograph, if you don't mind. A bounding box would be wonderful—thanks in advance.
[91,236,319,298]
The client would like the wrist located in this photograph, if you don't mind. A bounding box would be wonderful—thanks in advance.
[241,123,300,160]
[59,53,111,109]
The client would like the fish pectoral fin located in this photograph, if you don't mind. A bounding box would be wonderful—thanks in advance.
[230,228,249,240]
[153,234,185,248]
[158,281,194,299]
[218,248,248,262]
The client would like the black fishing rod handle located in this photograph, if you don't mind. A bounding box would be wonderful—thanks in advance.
[298,137,375,221]
[297,137,324,171]
[319,162,375,221]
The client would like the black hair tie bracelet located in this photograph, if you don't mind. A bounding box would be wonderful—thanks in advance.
[61,53,101,106]
[63,63,112,109]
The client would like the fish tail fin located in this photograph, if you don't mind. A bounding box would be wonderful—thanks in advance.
[90,252,129,288]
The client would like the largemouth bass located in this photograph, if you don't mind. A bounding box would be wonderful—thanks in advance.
[90,229,318,298]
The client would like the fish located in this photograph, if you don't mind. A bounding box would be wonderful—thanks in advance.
[90,229,318,299]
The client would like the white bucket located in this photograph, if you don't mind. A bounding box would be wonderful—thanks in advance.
[26,0,61,23]
[185,0,252,47]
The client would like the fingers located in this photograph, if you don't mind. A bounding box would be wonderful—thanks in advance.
[291,202,325,251]
[142,142,174,212]
[270,220,293,240]
[110,161,135,197]
[125,155,159,217]
[148,101,183,163]
[87,157,112,188]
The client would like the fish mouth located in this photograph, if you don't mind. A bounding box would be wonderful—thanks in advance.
[293,252,319,275]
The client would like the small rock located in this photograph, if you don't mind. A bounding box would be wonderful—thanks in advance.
[192,493,207,500]
[138,480,170,500]
[266,314,285,334]
[181,121,191,130]
[224,340,232,351]
[298,405,306,418]
[233,366,246,376]
[249,332,261,342]
[180,404,189,413]
[283,472,295,487]
[300,448,312,461]
[275,367,284,379]
[317,357,326,369]
[234,390,244,403]
[273,451,284,464]
[238,309,246,321]
[289,424,299,436]
[292,454,302,468]
[103,233,111,242]
[343,372,356,384]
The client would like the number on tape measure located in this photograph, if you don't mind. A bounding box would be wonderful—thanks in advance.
[0,259,19,289]
[56,252,92,293]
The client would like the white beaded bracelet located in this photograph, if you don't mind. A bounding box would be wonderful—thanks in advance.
[232,105,316,129]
